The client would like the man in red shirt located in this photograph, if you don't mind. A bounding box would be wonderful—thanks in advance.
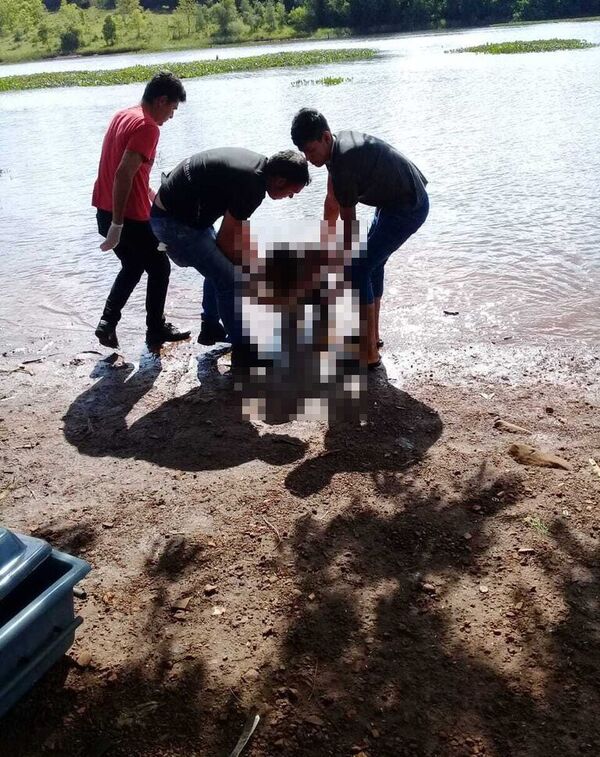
[92,71,190,350]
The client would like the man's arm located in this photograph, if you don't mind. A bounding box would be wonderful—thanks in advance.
[339,203,357,250]
[323,174,340,223]
[100,149,144,251]
[216,211,249,266]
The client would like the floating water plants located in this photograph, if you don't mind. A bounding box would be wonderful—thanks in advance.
[450,38,596,54]
[291,76,352,87]
[0,49,375,93]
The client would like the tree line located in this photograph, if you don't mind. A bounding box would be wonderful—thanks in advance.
[2,0,599,59]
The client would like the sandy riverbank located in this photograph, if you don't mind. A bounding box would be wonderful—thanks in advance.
[0,331,599,756]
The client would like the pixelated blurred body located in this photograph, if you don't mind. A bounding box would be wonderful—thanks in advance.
[238,224,366,424]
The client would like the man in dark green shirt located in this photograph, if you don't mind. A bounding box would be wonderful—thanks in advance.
[291,109,429,368]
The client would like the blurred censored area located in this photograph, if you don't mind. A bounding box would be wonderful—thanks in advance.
[237,221,366,424]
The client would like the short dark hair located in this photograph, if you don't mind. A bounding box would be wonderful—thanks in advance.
[265,150,311,186]
[142,71,187,104]
[291,108,330,150]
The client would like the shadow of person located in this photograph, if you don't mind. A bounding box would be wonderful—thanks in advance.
[284,365,443,497]
[63,352,163,456]
[124,386,307,471]
[63,354,307,473]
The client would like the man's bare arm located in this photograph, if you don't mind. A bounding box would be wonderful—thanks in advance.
[323,174,340,223]
[339,203,357,250]
[100,149,144,251]
[216,211,248,266]
[112,150,144,224]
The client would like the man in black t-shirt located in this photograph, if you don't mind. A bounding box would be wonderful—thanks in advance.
[291,109,429,369]
[150,147,310,350]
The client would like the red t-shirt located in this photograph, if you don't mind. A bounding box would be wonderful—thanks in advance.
[92,105,159,222]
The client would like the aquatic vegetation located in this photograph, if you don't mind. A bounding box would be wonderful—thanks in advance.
[291,76,352,86]
[0,49,375,93]
[451,38,596,54]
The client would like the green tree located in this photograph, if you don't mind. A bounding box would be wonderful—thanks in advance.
[195,4,209,32]
[0,0,18,36]
[262,0,277,30]
[1,0,45,37]
[102,13,117,43]
[177,0,197,35]
[288,5,312,32]
[239,0,259,29]
[210,0,239,36]
[37,20,51,46]
[59,26,81,52]
[116,0,141,32]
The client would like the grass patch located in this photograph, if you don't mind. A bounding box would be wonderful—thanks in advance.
[291,75,352,86]
[0,49,375,94]
[451,38,596,54]
[524,515,550,537]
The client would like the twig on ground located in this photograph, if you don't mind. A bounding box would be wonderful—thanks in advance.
[228,711,260,757]
[261,515,282,544]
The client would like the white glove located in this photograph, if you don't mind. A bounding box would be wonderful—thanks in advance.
[100,222,123,251]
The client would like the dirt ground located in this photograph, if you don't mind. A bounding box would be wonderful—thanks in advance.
[1,332,599,757]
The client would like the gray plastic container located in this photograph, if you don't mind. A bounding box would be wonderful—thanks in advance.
[0,527,91,719]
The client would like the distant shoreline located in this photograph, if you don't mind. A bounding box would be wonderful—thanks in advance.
[0,14,598,68]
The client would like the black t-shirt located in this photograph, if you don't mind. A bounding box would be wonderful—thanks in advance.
[328,130,428,210]
[159,147,268,228]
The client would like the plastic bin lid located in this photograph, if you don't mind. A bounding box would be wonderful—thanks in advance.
[0,528,52,601]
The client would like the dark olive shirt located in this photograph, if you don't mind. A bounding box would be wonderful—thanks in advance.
[159,147,268,228]
[328,130,428,210]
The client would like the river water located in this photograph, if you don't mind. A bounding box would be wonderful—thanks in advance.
[1,20,599,357]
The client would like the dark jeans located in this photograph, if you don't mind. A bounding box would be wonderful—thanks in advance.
[353,193,430,304]
[97,209,170,331]
[149,209,241,345]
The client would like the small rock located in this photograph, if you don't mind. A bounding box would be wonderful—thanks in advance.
[211,605,225,616]
[101,522,114,529]
[494,419,531,434]
[171,596,191,611]
[307,592,316,601]
[517,547,535,555]
[244,668,260,682]
[479,584,489,594]
[76,651,92,668]
[204,584,217,596]
[464,532,472,540]
[421,582,437,594]
[303,714,325,728]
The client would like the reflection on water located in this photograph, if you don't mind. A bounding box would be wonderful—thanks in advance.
[0,20,599,352]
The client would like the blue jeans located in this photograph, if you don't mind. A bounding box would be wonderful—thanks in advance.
[149,211,241,344]
[202,279,220,323]
[354,194,430,304]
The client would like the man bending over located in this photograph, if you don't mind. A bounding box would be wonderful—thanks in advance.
[291,108,429,369]
[149,147,310,361]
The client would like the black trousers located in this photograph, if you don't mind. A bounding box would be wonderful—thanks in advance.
[97,209,170,331]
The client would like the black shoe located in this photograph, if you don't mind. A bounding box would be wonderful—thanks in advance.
[146,322,191,348]
[95,320,119,349]
[198,320,229,346]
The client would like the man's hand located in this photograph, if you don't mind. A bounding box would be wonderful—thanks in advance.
[100,222,123,251]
